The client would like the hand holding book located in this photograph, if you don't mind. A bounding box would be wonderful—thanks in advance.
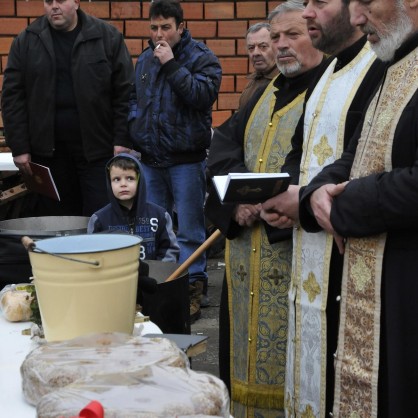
[22,162,60,201]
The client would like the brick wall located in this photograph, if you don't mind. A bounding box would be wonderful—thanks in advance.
[0,0,282,131]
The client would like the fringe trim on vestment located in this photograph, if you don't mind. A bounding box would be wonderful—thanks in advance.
[232,379,284,409]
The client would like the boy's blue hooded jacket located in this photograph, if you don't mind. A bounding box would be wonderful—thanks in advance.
[87,153,179,262]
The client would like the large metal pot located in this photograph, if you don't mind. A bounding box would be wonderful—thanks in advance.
[141,260,190,335]
[0,216,89,288]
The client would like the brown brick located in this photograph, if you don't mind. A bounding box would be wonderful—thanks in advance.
[107,20,124,34]
[217,93,240,111]
[111,2,140,19]
[237,38,248,55]
[0,0,15,16]
[236,2,267,19]
[206,39,235,57]
[0,18,28,35]
[81,1,110,19]
[0,37,13,55]
[16,0,44,17]
[218,20,248,38]
[142,1,151,19]
[204,2,234,20]
[125,38,142,57]
[125,20,150,38]
[219,57,248,75]
[237,75,251,92]
[183,2,203,20]
[212,110,232,128]
[186,21,217,38]
[268,1,285,12]
[219,75,235,93]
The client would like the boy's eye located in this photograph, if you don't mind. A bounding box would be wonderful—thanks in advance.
[127,176,136,181]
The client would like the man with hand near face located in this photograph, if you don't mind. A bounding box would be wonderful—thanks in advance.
[238,22,279,109]
[129,0,222,323]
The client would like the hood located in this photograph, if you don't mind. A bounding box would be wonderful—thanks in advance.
[105,152,147,219]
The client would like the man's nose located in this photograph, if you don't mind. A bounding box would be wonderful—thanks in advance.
[156,27,164,38]
[349,0,367,27]
[276,36,290,50]
[302,3,316,20]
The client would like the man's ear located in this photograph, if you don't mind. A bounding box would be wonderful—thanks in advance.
[178,21,184,34]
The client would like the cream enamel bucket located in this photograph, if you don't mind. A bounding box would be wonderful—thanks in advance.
[28,234,141,341]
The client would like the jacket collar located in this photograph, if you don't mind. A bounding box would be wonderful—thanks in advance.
[26,9,102,41]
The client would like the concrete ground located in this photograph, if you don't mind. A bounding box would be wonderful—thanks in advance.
[189,252,225,378]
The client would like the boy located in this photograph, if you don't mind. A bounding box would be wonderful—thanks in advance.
[88,153,179,263]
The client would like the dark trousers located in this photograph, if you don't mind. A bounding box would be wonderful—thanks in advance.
[31,142,110,217]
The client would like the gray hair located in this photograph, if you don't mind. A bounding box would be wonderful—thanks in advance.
[246,22,271,37]
[268,0,305,22]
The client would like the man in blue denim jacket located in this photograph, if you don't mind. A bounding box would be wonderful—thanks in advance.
[129,0,222,322]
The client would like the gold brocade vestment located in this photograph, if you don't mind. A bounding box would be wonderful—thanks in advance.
[226,78,305,418]
[333,47,418,418]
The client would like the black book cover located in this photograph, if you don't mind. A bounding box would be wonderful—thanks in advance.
[212,172,291,204]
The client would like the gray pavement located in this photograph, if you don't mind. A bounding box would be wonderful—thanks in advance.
[190,253,225,377]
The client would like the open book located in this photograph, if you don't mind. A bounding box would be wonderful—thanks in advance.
[22,162,60,201]
[212,172,291,204]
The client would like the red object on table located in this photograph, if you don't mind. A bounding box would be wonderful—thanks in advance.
[68,400,104,418]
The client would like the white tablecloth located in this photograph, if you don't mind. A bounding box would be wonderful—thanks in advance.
[0,315,162,417]
[0,153,17,171]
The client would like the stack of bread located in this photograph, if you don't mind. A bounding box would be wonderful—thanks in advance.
[20,332,230,417]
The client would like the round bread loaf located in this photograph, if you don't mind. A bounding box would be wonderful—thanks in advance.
[21,332,188,405]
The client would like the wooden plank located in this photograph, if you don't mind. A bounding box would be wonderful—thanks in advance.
[0,183,28,205]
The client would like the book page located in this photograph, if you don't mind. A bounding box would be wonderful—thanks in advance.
[212,175,229,200]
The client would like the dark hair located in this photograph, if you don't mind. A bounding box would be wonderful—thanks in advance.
[108,157,139,174]
[149,0,184,27]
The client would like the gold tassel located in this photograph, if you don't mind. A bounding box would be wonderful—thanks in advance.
[232,380,285,410]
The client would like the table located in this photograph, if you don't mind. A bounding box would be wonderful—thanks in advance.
[0,315,162,417]
[0,153,17,171]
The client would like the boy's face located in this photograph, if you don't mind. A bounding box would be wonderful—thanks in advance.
[109,166,138,209]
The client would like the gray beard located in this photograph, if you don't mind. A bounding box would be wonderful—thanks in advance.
[370,5,414,61]
[277,61,302,77]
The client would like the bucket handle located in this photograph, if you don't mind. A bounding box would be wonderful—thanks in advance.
[21,236,101,267]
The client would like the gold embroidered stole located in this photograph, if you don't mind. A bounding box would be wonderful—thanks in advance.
[286,44,376,418]
[226,78,304,417]
[333,48,418,417]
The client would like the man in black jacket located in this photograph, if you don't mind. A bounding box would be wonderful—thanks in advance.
[2,0,134,216]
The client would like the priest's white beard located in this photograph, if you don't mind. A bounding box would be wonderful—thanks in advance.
[365,1,413,62]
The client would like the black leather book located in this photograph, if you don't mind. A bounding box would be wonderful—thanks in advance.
[212,172,291,204]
